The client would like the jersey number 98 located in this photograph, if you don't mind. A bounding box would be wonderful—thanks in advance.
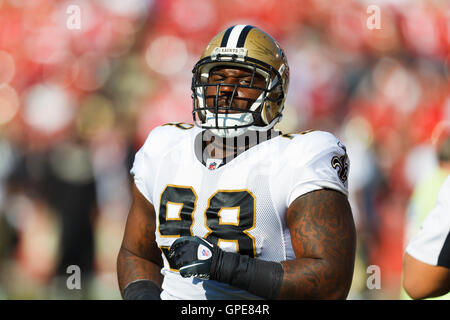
[158,185,256,258]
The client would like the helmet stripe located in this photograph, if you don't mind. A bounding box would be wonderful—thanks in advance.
[236,25,254,47]
[220,26,233,47]
[224,24,247,48]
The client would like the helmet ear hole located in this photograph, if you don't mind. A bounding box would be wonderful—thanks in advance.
[262,103,278,125]
[267,80,284,102]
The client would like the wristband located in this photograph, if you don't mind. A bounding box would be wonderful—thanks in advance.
[210,250,284,300]
[123,279,161,300]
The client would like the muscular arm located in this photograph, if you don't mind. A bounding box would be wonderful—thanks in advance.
[402,252,450,299]
[279,189,356,299]
[117,183,163,296]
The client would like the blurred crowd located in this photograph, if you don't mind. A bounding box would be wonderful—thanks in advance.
[0,0,449,299]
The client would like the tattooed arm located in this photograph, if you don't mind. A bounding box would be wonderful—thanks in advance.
[117,183,163,297]
[279,188,356,299]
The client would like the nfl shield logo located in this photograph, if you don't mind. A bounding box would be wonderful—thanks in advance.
[208,162,217,170]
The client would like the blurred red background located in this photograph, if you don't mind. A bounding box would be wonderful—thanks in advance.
[0,0,449,299]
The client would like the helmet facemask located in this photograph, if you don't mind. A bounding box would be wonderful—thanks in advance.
[192,53,285,138]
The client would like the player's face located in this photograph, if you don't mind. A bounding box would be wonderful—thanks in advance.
[206,66,266,113]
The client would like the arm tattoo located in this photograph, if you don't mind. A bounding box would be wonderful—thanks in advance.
[116,184,163,296]
[117,246,163,295]
[279,189,356,299]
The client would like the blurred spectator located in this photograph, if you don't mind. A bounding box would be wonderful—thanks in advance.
[45,134,98,299]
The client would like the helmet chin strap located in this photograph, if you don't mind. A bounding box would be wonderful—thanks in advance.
[248,114,282,132]
[205,110,253,138]
[205,111,281,138]
[205,89,269,138]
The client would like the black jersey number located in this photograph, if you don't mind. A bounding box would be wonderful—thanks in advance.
[158,186,256,258]
[204,190,256,257]
[158,185,197,237]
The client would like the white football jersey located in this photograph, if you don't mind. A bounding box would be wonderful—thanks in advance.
[406,175,450,268]
[130,123,349,300]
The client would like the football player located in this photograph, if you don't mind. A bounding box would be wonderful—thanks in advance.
[403,175,450,299]
[117,25,356,300]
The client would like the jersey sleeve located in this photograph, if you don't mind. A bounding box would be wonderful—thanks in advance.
[130,125,171,204]
[406,176,450,268]
[283,131,350,208]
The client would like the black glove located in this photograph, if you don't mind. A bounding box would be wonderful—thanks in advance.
[168,236,220,279]
[168,235,284,299]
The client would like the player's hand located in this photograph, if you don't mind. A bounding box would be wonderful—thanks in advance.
[168,236,219,279]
